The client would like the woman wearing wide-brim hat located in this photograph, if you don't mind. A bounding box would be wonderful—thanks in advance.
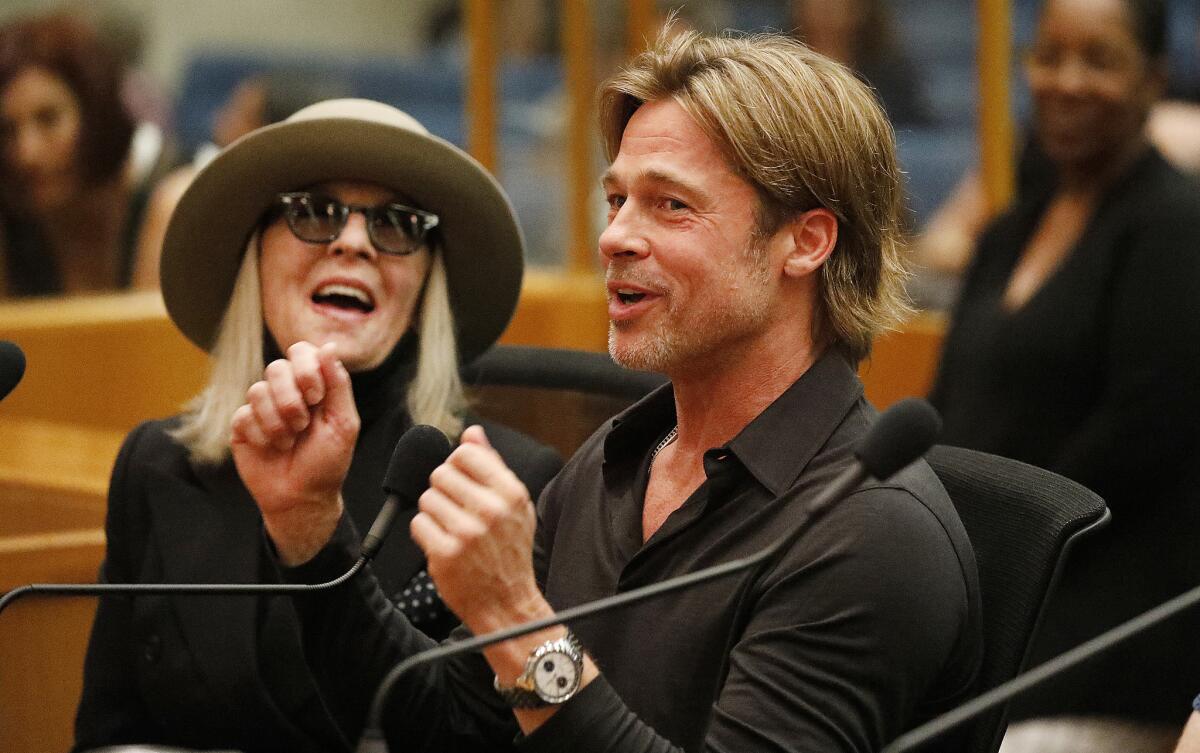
[73,99,562,753]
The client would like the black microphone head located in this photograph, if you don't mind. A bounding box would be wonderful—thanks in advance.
[0,341,26,402]
[383,424,452,500]
[855,398,942,480]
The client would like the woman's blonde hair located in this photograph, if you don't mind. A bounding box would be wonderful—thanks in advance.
[599,29,912,361]
[171,235,465,465]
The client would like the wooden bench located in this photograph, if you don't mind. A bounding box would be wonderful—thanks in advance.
[0,418,120,753]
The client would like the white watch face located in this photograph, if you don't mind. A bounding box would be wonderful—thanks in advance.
[532,649,579,702]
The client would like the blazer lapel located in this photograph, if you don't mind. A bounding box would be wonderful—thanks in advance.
[142,460,264,708]
[143,460,349,750]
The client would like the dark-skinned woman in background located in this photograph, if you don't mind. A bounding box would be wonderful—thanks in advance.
[931,0,1200,748]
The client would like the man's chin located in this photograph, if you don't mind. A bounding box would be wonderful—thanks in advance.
[608,325,674,374]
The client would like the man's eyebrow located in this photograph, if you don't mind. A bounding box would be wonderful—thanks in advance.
[600,168,712,205]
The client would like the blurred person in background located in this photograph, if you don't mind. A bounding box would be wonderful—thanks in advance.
[788,0,936,127]
[426,0,558,59]
[0,13,155,296]
[912,1,1200,293]
[929,0,1200,747]
[132,69,345,289]
[72,99,561,753]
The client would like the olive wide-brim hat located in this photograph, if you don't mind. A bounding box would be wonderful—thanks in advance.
[160,98,525,363]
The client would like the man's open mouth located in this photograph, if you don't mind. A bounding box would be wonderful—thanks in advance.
[616,289,647,305]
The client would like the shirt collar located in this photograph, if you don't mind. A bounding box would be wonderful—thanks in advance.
[729,351,864,495]
[603,381,678,464]
[602,350,865,495]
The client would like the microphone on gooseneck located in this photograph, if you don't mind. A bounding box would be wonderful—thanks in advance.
[855,398,943,480]
[0,424,452,616]
[355,399,943,752]
[362,424,451,560]
[0,340,27,402]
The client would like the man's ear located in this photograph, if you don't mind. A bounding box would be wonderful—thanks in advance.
[781,208,838,279]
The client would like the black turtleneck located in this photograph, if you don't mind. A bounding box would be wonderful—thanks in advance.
[339,334,424,594]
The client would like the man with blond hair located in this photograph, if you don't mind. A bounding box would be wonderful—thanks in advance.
[234,30,982,752]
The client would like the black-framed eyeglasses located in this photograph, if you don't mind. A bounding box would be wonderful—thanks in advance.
[274,191,439,256]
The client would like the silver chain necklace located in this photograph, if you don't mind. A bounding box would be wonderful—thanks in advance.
[651,426,678,463]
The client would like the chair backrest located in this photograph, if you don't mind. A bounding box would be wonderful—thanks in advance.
[925,445,1110,753]
[462,345,667,459]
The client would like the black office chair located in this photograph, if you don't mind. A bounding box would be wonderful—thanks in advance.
[925,445,1111,753]
[462,345,666,458]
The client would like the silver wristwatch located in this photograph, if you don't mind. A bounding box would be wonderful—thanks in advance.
[493,630,584,708]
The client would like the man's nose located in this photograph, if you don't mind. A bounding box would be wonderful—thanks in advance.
[598,203,651,265]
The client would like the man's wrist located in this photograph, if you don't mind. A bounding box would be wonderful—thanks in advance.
[467,583,553,634]
[475,591,560,683]
[487,625,567,687]
[491,630,601,735]
[494,630,585,707]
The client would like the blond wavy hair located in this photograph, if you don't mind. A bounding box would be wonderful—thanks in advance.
[170,234,465,465]
[599,29,912,361]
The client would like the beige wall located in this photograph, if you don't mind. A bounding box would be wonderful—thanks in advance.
[0,0,443,88]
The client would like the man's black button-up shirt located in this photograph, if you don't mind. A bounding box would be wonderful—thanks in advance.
[528,351,981,752]
[284,351,982,753]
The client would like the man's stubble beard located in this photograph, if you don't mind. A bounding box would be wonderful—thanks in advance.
[608,242,774,374]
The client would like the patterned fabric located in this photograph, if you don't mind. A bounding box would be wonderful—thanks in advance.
[395,569,452,629]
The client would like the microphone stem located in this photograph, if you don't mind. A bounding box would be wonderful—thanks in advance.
[884,580,1200,753]
[0,557,368,617]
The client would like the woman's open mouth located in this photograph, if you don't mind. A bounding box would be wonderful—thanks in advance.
[311,283,376,314]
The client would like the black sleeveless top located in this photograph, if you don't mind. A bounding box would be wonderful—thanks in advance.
[0,181,152,296]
